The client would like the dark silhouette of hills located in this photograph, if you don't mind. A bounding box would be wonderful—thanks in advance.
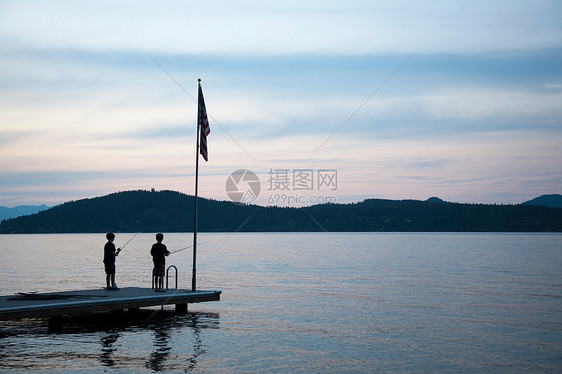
[522,194,562,208]
[0,190,561,233]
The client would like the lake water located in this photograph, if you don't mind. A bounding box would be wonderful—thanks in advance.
[0,232,561,373]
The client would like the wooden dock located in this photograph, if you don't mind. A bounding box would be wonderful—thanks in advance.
[0,287,221,321]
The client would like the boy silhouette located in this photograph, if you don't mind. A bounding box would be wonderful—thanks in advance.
[103,232,121,290]
[150,233,170,292]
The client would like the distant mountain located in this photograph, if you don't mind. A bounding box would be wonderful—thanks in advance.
[0,204,50,221]
[0,190,561,233]
[426,197,448,204]
[522,194,562,208]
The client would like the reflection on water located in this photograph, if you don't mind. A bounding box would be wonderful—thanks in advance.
[184,313,207,372]
[100,331,119,367]
[146,323,171,371]
[0,309,219,372]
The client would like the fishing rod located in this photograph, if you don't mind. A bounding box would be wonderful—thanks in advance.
[117,232,138,253]
[170,241,209,254]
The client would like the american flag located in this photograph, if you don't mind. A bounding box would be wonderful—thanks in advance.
[198,84,210,161]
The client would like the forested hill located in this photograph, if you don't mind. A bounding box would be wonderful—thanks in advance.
[522,194,562,208]
[0,190,561,233]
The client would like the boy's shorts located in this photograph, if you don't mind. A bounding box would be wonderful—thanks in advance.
[153,262,165,277]
[104,263,116,275]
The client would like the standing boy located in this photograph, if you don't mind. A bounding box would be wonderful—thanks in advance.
[150,233,170,292]
[103,232,121,290]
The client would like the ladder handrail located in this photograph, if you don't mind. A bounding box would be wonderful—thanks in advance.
[166,265,178,290]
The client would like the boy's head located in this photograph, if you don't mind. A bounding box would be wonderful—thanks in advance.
[106,232,115,241]
[156,233,164,242]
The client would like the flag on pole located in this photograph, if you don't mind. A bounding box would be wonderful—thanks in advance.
[198,84,210,161]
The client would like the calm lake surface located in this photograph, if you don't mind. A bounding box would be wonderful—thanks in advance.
[0,232,561,373]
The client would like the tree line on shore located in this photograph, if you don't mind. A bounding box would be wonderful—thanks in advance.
[0,189,561,234]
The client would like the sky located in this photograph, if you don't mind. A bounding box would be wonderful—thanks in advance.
[1,0,561,208]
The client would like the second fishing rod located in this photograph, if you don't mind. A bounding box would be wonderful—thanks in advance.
[115,233,206,255]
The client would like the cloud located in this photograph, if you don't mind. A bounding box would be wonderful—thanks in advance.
[412,87,562,121]
[1,1,561,55]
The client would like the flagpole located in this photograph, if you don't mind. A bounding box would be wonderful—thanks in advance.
[192,78,201,292]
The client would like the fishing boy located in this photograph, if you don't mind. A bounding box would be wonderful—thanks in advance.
[103,232,121,290]
[150,233,170,292]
